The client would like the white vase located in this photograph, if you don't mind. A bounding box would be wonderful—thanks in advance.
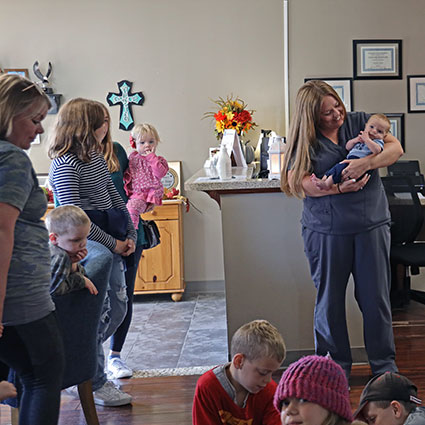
[216,144,232,180]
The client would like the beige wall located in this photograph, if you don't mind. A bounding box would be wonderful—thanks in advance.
[289,0,425,166]
[0,0,285,282]
[3,0,424,283]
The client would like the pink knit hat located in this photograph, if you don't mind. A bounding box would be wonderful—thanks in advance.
[273,355,353,422]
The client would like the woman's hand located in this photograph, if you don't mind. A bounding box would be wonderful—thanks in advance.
[340,157,373,181]
[338,174,370,193]
[121,239,135,256]
[113,239,128,255]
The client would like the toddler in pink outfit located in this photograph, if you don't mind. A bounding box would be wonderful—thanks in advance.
[123,123,169,229]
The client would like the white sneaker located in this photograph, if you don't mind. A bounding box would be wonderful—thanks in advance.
[93,381,132,406]
[108,357,133,379]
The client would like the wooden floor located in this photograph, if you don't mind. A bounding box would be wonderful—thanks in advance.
[1,301,425,425]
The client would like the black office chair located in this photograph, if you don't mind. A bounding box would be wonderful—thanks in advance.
[387,160,425,194]
[381,176,425,309]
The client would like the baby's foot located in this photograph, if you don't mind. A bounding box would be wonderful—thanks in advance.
[311,173,332,190]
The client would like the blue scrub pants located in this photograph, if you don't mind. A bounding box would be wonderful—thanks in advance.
[302,224,397,377]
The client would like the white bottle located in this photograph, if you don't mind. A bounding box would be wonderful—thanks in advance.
[216,144,232,180]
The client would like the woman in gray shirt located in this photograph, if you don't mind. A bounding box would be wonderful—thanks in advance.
[0,74,64,424]
[281,80,403,380]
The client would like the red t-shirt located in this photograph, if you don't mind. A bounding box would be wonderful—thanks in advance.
[192,368,280,425]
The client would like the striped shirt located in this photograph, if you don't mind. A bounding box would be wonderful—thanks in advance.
[49,151,136,251]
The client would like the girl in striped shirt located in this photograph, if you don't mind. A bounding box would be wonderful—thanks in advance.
[48,98,135,407]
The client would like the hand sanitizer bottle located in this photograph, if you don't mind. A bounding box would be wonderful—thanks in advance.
[217,144,232,180]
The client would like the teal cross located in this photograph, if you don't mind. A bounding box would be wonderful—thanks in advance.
[106,80,144,130]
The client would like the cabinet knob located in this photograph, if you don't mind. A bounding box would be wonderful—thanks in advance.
[153,275,157,282]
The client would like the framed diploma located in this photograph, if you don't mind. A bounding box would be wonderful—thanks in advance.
[304,77,353,111]
[353,40,402,79]
[385,113,405,150]
[161,161,181,192]
[407,75,425,113]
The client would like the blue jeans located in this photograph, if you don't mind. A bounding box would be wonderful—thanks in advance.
[0,312,65,425]
[81,241,128,391]
[110,245,143,352]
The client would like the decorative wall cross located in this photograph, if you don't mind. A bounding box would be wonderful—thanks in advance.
[106,80,144,131]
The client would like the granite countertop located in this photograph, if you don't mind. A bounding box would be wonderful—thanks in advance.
[184,166,281,191]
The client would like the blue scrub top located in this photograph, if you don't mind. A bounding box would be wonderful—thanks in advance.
[301,112,391,235]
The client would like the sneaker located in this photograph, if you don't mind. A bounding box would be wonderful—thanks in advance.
[108,357,133,379]
[93,381,132,406]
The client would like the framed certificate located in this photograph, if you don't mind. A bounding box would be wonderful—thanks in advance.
[407,75,425,113]
[353,40,402,79]
[385,113,405,150]
[304,78,353,111]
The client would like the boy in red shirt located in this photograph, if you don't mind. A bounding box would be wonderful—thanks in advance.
[192,320,286,425]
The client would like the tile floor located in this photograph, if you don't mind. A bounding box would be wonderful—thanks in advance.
[103,290,229,371]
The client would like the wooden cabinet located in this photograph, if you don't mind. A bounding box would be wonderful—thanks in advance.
[134,200,185,301]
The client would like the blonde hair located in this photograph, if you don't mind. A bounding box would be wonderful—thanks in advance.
[230,320,286,363]
[369,113,391,134]
[100,106,120,173]
[45,205,90,235]
[281,80,346,199]
[0,73,50,140]
[48,98,105,162]
[131,123,161,146]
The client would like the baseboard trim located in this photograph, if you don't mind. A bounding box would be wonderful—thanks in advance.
[283,347,368,367]
[185,280,225,293]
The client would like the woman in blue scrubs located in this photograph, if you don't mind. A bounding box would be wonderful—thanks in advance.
[281,80,403,379]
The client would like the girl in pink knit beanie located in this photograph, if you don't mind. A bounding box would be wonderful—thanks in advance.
[274,355,364,425]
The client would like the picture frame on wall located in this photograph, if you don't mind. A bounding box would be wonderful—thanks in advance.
[353,40,402,80]
[161,161,181,192]
[385,113,405,150]
[407,75,425,113]
[3,68,29,78]
[304,77,353,111]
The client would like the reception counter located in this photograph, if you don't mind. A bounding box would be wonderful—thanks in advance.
[185,168,366,365]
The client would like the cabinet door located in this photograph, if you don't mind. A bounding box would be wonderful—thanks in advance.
[135,219,182,292]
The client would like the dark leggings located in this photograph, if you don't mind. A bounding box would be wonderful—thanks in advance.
[0,312,65,425]
[110,245,143,353]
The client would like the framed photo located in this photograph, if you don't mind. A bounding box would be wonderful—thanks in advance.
[304,77,353,111]
[161,161,181,192]
[3,68,29,78]
[353,40,402,79]
[386,113,405,150]
[407,75,425,113]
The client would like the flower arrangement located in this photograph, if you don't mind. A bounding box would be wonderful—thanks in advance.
[204,95,256,140]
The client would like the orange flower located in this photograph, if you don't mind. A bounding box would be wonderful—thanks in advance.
[204,95,257,140]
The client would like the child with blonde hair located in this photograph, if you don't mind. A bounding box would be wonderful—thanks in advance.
[193,319,286,425]
[124,123,168,228]
[45,205,97,296]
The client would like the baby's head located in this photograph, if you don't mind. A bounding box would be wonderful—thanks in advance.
[230,320,286,394]
[45,205,91,256]
[274,355,353,425]
[365,114,391,140]
[354,372,421,425]
[129,123,160,156]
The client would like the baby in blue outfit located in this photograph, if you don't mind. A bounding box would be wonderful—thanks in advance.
[311,113,391,190]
